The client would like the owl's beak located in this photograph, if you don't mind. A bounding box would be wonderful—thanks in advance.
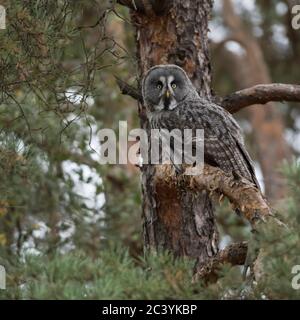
[165,89,171,99]
[163,89,174,110]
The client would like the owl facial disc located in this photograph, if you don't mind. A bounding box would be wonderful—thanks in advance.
[142,64,198,112]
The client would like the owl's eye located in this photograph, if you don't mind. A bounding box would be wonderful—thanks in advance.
[156,82,163,90]
[171,82,177,89]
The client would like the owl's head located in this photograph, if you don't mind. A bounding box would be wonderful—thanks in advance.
[142,64,196,112]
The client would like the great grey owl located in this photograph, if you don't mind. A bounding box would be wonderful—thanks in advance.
[141,64,260,189]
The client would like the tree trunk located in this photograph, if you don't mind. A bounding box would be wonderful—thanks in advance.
[121,0,219,263]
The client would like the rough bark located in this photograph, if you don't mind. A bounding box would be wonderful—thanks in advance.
[119,0,218,263]
[222,0,292,201]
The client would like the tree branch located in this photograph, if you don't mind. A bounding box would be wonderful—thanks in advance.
[154,164,284,283]
[189,165,273,224]
[154,164,273,225]
[115,77,143,103]
[116,78,300,114]
[152,157,291,284]
[222,83,300,113]
[192,242,248,282]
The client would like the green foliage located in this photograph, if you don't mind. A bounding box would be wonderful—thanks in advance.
[211,161,300,300]
[1,248,203,300]
[251,161,300,299]
[0,0,140,257]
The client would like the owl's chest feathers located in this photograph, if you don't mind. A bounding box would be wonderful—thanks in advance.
[149,103,207,131]
[149,102,242,141]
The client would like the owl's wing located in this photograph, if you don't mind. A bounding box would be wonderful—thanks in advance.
[204,132,260,189]
[180,101,260,189]
[232,134,260,189]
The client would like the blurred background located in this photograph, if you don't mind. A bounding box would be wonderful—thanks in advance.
[0,0,299,299]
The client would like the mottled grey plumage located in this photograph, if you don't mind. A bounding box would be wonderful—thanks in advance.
[142,64,260,189]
